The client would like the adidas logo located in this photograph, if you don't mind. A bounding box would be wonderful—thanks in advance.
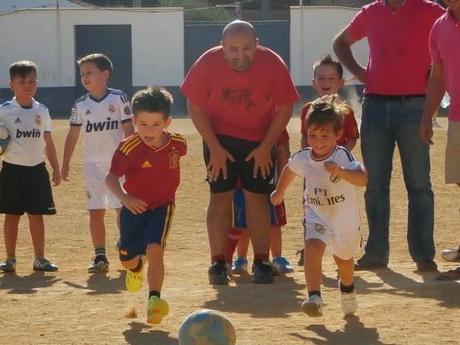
[86,110,92,115]
[141,160,152,168]
[14,118,21,124]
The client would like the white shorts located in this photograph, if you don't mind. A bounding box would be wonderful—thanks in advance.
[304,214,362,260]
[84,162,121,210]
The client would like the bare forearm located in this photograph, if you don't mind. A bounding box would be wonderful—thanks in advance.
[343,138,357,152]
[188,101,221,150]
[275,166,297,196]
[44,135,60,171]
[62,127,80,167]
[422,65,445,121]
[333,30,366,82]
[122,121,135,137]
[105,173,127,201]
[260,104,293,149]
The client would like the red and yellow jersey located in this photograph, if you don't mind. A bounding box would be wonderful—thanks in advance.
[109,131,187,210]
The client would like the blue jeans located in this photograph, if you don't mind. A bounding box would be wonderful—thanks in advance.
[360,96,434,264]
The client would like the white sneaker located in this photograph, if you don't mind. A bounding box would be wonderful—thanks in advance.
[441,247,460,262]
[338,280,357,315]
[301,295,323,317]
[340,291,358,315]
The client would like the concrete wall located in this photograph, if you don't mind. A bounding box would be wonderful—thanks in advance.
[290,6,368,86]
[0,8,183,87]
[0,7,371,116]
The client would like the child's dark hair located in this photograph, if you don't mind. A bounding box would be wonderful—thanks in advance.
[9,60,37,79]
[306,94,345,134]
[131,87,173,118]
[313,54,343,79]
[77,53,113,76]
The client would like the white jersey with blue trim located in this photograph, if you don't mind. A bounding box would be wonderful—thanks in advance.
[0,97,51,166]
[288,146,362,233]
[70,88,132,163]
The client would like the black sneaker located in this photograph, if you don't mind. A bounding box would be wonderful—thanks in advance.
[415,260,438,273]
[251,260,274,284]
[208,261,230,285]
[88,255,109,273]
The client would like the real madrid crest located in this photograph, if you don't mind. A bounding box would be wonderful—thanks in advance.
[35,115,41,125]
[329,174,341,183]
[314,223,325,234]
[109,104,116,113]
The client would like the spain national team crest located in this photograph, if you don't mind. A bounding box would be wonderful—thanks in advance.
[109,104,116,113]
[168,151,180,169]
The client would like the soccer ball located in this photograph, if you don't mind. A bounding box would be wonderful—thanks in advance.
[178,309,236,345]
[0,124,10,155]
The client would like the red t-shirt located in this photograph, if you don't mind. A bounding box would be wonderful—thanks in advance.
[109,132,187,210]
[430,11,460,121]
[181,45,299,142]
[347,0,444,95]
[300,102,359,147]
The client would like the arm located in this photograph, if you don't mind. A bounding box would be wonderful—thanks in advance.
[343,138,357,152]
[122,120,134,138]
[420,62,445,145]
[300,134,308,150]
[270,165,297,206]
[333,28,366,83]
[61,125,81,181]
[324,161,368,187]
[105,173,147,215]
[246,103,293,178]
[275,141,290,177]
[187,100,234,181]
[44,132,61,186]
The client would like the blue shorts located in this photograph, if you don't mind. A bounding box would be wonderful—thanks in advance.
[232,188,286,229]
[119,204,175,261]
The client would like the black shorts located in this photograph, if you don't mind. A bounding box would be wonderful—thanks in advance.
[203,134,275,194]
[0,161,56,215]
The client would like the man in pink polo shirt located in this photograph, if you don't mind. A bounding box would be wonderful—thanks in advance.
[181,20,299,285]
[333,0,444,272]
[420,0,460,280]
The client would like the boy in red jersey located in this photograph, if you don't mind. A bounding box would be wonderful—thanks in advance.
[106,87,186,324]
[300,55,359,151]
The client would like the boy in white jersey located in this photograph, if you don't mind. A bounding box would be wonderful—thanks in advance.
[61,54,134,273]
[0,60,61,273]
[271,95,367,317]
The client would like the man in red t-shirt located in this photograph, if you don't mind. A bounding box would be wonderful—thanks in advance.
[333,0,444,272]
[181,20,299,285]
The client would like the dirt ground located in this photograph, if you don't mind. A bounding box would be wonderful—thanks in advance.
[0,118,459,345]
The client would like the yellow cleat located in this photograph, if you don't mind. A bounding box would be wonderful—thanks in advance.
[147,296,169,324]
[125,256,145,292]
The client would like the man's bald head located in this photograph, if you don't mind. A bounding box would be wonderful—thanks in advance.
[222,20,256,41]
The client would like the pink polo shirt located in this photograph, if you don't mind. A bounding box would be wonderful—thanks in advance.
[430,11,460,121]
[347,0,444,95]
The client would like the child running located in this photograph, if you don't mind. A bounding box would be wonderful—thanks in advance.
[271,95,367,317]
[106,87,186,324]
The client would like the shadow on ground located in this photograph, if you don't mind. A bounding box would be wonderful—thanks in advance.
[0,271,60,294]
[123,321,178,345]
